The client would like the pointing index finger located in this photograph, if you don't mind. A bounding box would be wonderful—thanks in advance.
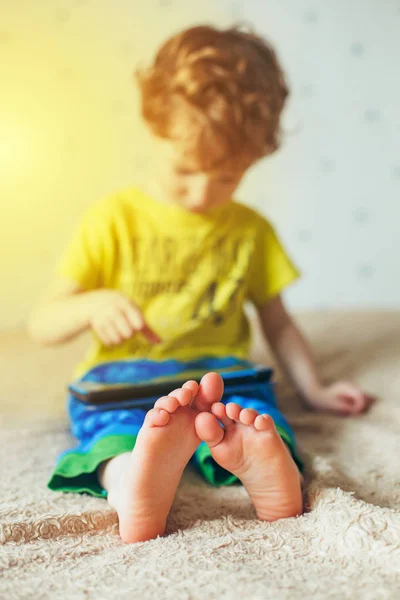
[123,303,162,344]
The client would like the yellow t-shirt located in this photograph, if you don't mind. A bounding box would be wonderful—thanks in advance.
[57,187,299,376]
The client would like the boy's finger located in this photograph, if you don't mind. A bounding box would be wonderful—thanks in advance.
[335,393,368,415]
[123,305,161,343]
[124,304,146,331]
[331,401,353,416]
[350,394,367,413]
[95,328,110,346]
[338,387,366,413]
[113,312,134,339]
[101,323,121,346]
[141,323,162,344]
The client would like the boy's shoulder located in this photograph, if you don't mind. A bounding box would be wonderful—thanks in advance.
[83,187,141,222]
[230,199,273,232]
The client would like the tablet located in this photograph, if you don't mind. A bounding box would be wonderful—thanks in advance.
[68,364,273,408]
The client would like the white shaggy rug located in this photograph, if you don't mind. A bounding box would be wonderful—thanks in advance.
[1,312,399,599]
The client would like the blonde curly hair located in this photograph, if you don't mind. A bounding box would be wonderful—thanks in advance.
[136,25,288,171]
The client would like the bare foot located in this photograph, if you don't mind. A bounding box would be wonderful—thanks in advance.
[106,373,223,543]
[195,402,303,521]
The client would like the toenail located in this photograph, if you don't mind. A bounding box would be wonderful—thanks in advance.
[261,414,273,424]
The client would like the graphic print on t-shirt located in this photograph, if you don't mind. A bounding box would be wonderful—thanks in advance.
[122,233,254,328]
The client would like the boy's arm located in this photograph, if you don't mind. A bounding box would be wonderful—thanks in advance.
[257,295,374,414]
[28,279,97,345]
[28,279,161,347]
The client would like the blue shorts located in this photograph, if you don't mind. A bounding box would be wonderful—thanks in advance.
[48,357,303,497]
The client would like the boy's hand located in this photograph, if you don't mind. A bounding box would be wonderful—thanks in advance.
[86,290,161,347]
[307,381,375,416]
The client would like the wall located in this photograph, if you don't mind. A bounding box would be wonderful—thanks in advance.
[1,0,399,329]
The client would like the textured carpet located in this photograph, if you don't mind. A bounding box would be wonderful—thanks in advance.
[1,312,400,599]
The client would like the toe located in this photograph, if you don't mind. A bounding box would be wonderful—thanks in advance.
[168,387,192,407]
[194,372,224,412]
[154,395,180,413]
[145,408,170,428]
[254,414,274,432]
[182,380,199,396]
[225,402,242,421]
[211,402,233,428]
[195,412,225,447]
[239,408,259,426]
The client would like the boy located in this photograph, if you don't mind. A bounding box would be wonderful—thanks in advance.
[29,25,372,544]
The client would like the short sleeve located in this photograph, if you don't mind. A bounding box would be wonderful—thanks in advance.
[55,202,113,290]
[247,217,300,307]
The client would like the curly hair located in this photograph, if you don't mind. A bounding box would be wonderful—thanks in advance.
[135,25,289,171]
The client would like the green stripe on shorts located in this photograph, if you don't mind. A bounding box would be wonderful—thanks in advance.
[48,427,303,497]
[48,434,137,498]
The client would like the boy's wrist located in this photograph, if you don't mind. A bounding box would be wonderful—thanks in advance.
[300,382,325,406]
[77,289,99,328]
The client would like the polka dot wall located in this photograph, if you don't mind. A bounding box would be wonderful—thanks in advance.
[0,0,399,328]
